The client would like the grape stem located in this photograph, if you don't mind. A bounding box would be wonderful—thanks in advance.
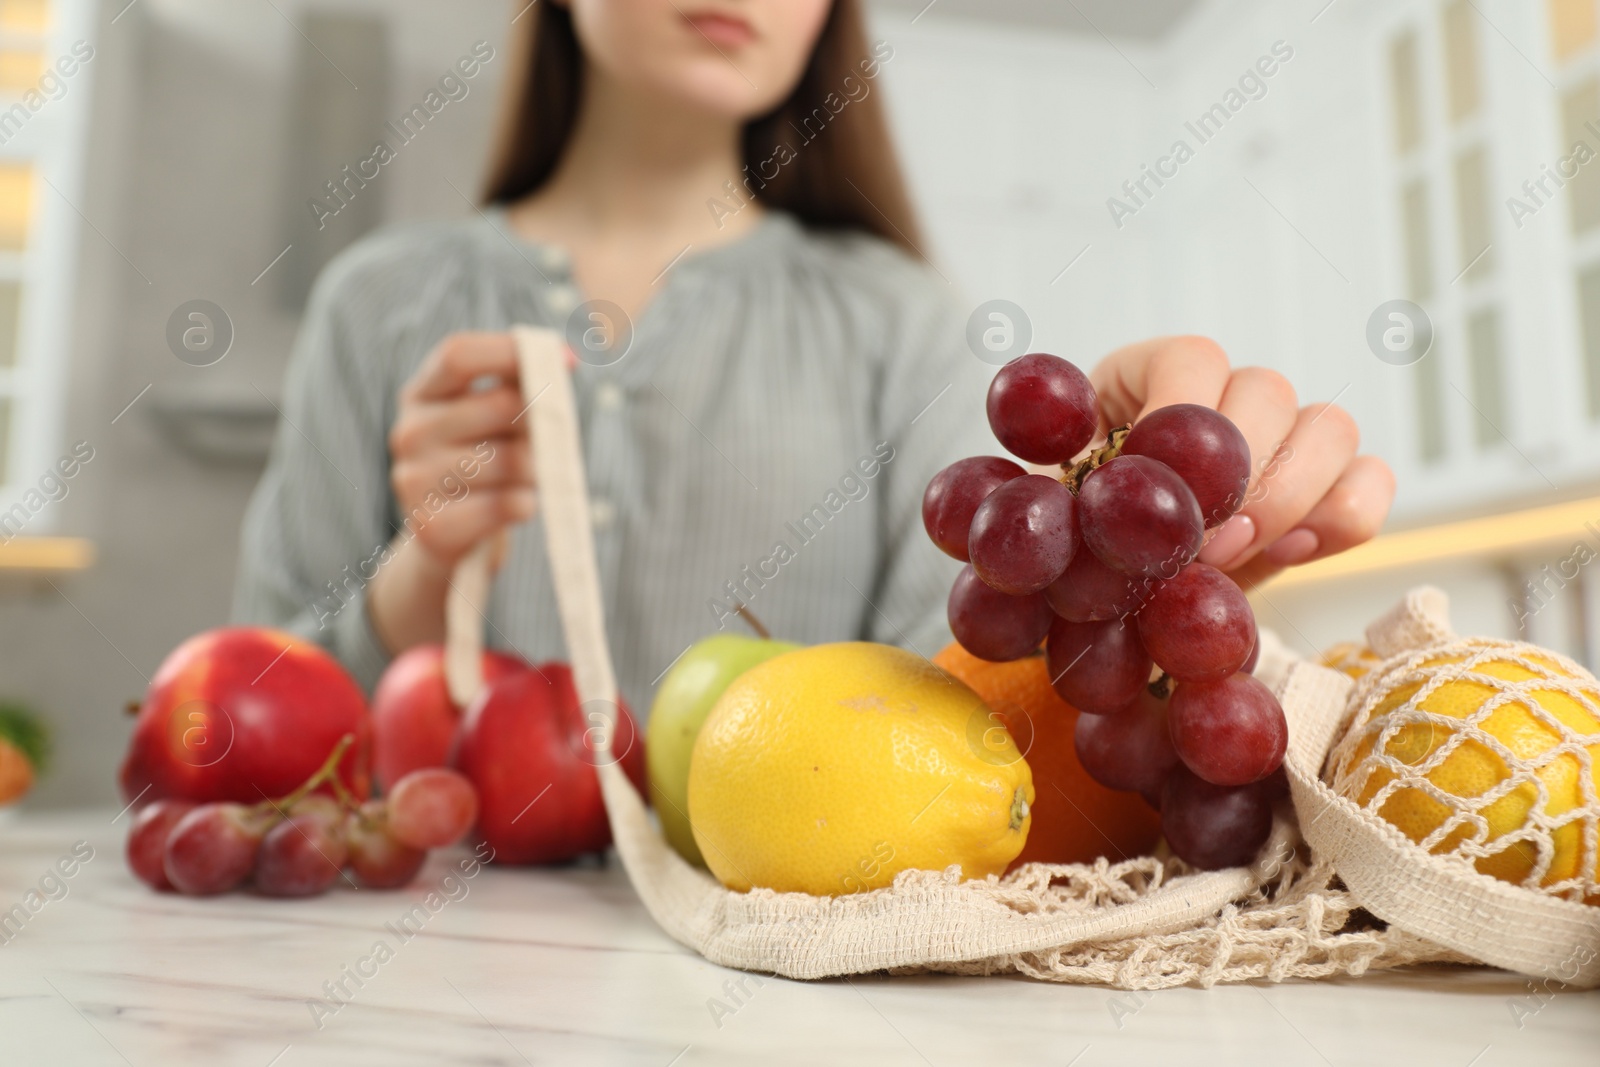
[1060,424,1132,495]
[325,771,385,834]
[251,733,357,819]
[326,772,364,815]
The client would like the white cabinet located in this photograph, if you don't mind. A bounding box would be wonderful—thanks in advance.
[0,0,95,536]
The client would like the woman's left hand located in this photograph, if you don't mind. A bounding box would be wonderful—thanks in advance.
[1091,336,1396,590]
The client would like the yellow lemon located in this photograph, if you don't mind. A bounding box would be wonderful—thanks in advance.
[687,642,1033,895]
[1335,643,1600,897]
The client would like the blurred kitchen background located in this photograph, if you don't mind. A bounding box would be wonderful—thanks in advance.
[2,0,1598,806]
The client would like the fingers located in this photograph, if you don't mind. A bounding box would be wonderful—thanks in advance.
[403,487,538,563]
[1091,336,1232,428]
[1225,454,1395,591]
[404,333,520,402]
[1215,367,1299,495]
[391,438,535,560]
[1092,335,1394,587]
[389,332,541,571]
[1201,402,1364,572]
[389,386,526,458]
[1276,453,1395,562]
[1136,337,1233,417]
[390,438,532,501]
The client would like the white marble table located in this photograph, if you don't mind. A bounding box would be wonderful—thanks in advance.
[1,811,1595,1066]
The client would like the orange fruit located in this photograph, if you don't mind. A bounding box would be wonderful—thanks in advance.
[934,642,1160,867]
[0,738,34,805]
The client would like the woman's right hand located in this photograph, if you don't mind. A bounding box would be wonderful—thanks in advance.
[387,331,537,567]
[368,332,535,654]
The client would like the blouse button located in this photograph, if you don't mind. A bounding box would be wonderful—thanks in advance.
[590,497,617,530]
[594,382,625,412]
[549,285,579,315]
[540,246,569,274]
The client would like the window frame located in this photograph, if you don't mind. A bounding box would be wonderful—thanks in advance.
[0,0,96,531]
[1381,0,1514,469]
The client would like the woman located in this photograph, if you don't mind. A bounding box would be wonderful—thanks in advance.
[234,0,1394,712]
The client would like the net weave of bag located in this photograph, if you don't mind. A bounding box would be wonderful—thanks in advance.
[893,828,1473,988]
[1327,638,1600,903]
[464,328,1600,990]
[891,659,1472,988]
[1288,590,1600,987]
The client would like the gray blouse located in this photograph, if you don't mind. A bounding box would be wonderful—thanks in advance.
[233,208,998,716]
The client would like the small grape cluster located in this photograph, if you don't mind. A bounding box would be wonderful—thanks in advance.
[923,353,1288,869]
[126,737,478,897]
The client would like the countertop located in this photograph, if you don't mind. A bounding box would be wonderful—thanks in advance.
[1,811,1596,1066]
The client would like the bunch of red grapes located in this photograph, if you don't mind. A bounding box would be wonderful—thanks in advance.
[125,737,478,897]
[924,353,1289,870]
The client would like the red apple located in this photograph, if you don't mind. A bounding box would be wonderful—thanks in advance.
[119,627,369,807]
[455,662,646,864]
[370,644,526,793]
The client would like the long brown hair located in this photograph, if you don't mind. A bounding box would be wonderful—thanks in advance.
[482,0,925,258]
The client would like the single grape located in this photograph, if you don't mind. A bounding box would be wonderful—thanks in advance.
[922,456,1026,561]
[1077,456,1204,578]
[1168,673,1288,786]
[985,353,1098,465]
[346,801,428,889]
[1073,686,1180,795]
[1136,562,1256,682]
[968,475,1077,595]
[1043,547,1148,622]
[1161,765,1275,870]
[163,803,270,896]
[1045,616,1152,714]
[386,767,479,850]
[948,565,1054,662]
[126,799,196,892]
[255,814,349,897]
[1122,403,1251,528]
[288,794,345,835]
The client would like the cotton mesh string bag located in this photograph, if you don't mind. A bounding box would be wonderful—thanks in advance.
[444,328,1598,989]
[1300,587,1600,986]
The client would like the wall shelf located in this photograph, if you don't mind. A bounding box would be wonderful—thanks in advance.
[0,535,92,572]
[146,384,278,463]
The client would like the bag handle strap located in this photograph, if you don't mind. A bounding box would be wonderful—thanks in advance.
[1365,585,1455,658]
[441,326,620,758]
[444,539,494,706]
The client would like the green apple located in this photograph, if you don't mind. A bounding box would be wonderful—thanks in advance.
[647,633,800,865]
